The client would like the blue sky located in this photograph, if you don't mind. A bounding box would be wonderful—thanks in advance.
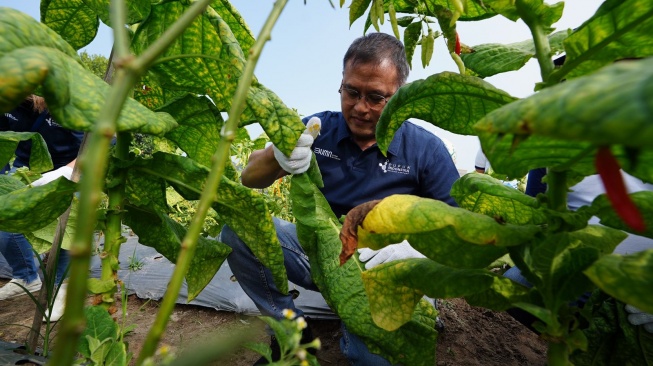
[2,0,604,172]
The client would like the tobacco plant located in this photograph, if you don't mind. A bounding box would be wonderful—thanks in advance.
[0,0,302,364]
[336,0,653,365]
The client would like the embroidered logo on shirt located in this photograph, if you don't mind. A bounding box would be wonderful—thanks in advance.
[4,113,18,121]
[314,147,340,161]
[379,159,410,175]
[46,117,62,127]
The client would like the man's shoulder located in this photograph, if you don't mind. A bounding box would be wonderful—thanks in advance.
[303,111,343,125]
[397,121,444,145]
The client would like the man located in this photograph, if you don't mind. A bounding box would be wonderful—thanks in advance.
[220,32,459,365]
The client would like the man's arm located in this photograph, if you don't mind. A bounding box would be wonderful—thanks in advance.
[242,117,322,188]
[241,145,288,189]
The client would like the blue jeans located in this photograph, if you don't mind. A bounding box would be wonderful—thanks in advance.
[0,231,70,285]
[220,218,392,365]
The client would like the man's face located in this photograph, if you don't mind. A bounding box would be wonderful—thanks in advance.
[340,59,399,150]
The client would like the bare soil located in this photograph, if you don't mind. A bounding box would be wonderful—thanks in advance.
[0,278,547,365]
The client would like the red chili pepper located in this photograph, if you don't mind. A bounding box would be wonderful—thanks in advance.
[595,146,646,232]
[455,32,461,55]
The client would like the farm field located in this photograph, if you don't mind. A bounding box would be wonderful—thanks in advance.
[0,278,546,365]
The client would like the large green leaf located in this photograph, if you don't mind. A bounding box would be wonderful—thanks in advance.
[357,194,540,268]
[159,94,223,168]
[211,0,255,55]
[362,258,531,330]
[41,0,99,50]
[124,206,231,301]
[570,291,653,366]
[131,152,288,294]
[133,72,186,111]
[0,46,178,135]
[0,177,77,233]
[376,72,516,152]
[403,22,421,70]
[479,0,520,21]
[514,226,627,312]
[0,131,53,174]
[349,0,372,26]
[131,1,304,155]
[290,174,437,366]
[584,249,653,314]
[26,197,78,253]
[591,191,653,240]
[82,0,151,26]
[243,82,305,156]
[0,175,25,195]
[514,0,564,34]
[77,306,127,365]
[554,0,653,81]
[0,7,78,59]
[475,57,653,149]
[451,173,547,225]
[461,30,568,78]
[124,168,169,214]
[426,0,497,21]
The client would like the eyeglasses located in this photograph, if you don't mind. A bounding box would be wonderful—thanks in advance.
[338,84,392,110]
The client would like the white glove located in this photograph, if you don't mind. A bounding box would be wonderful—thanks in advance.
[358,240,425,270]
[32,166,73,187]
[273,117,321,175]
[625,304,653,333]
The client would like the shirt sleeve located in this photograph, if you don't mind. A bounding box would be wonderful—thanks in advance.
[474,148,487,171]
[525,168,547,197]
[420,138,460,207]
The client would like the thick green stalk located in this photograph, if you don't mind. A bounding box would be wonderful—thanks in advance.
[547,341,569,366]
[100,132,132,308]
[134,0,289,363]
[547,169,568,212]
[49,0,212,362]
[515,0,566,212]
[515,0,555,84]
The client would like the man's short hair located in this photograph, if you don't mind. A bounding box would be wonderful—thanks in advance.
[343,33,410,88]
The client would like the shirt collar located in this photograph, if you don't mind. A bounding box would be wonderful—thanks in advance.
[335,115,404,156]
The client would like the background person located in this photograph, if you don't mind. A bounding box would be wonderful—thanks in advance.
[0,95,82,322]
[220,32,460,365]
[505,168,653,333]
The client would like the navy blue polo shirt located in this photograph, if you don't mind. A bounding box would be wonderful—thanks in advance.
[1,101,84,170]
[303,111,459,218]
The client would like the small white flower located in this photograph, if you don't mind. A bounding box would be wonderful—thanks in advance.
[295,316,307,330]
[282,309,296,319]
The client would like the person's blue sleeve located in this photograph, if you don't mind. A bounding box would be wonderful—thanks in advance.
[420,138,460,207]
[525,168,547,197]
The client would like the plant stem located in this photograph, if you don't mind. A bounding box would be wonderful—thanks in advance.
[547,170,568,212]
[547,341,569,366]
[515,0,554,83]
[48,0,135,363]
[515,0,567,212]
[134,0,289,363]
[100,132,132,309]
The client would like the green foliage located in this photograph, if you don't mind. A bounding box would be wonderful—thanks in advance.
[247,313,320,366]
[78,306,130,366]
[340,0,653,364]
[79,51,110,79]
[0,1,304,363]
[291,174,438,366]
